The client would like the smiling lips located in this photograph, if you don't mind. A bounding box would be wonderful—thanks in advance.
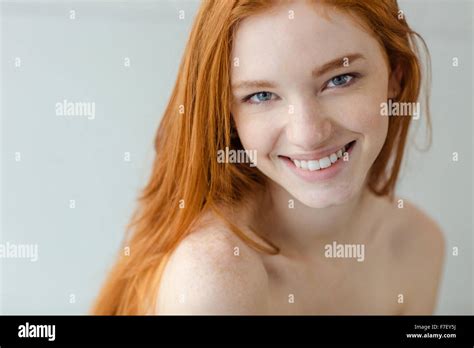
[285,141,355,172]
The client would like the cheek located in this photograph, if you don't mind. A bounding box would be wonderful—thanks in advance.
[340,90,389,147]
[234,115,280,156]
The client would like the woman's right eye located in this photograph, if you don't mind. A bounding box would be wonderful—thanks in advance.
[244,91,277,105]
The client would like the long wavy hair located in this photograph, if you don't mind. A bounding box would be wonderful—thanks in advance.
[92,0,430,314]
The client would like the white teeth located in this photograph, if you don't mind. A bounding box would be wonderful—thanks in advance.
[290,143,350,171]
[307,160,320,171]
[319,157,331,168]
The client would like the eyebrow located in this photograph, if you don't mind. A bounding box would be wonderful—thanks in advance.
[231,53,366,91]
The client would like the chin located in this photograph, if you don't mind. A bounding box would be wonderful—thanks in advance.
[290,181,358,209]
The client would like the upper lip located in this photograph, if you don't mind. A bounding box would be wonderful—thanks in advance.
[282,140,355,161]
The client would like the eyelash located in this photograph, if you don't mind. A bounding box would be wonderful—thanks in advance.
[242,73,359,105]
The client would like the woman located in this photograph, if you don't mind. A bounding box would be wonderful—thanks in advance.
[93,0,445,315]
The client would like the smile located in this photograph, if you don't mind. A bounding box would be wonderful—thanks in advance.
[279,140,356,182]
[290,140,355,171]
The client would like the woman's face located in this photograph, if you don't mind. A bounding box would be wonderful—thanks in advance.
[230,1,395,208]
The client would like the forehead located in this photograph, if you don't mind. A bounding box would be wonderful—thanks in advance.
[231,1,383,80]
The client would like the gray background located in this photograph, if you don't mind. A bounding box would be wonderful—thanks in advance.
[0,0,472,314]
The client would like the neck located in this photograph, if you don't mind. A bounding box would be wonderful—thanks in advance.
[252,181,371,260]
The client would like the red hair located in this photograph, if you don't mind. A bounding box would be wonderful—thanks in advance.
[92,0,430,314]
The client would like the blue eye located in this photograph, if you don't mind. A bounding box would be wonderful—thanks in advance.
[244,91,276,104]
[327,74,355,88]
[242,74,358,105]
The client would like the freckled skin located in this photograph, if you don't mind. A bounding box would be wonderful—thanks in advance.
[156,1,445,315]
[230,2,390,209]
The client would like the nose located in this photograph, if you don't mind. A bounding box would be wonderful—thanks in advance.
[286,99,333,149]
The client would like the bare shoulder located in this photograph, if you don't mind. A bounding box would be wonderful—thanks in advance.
[155,211,269,314]
[386,196,445,258]
[378,195,445,314]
